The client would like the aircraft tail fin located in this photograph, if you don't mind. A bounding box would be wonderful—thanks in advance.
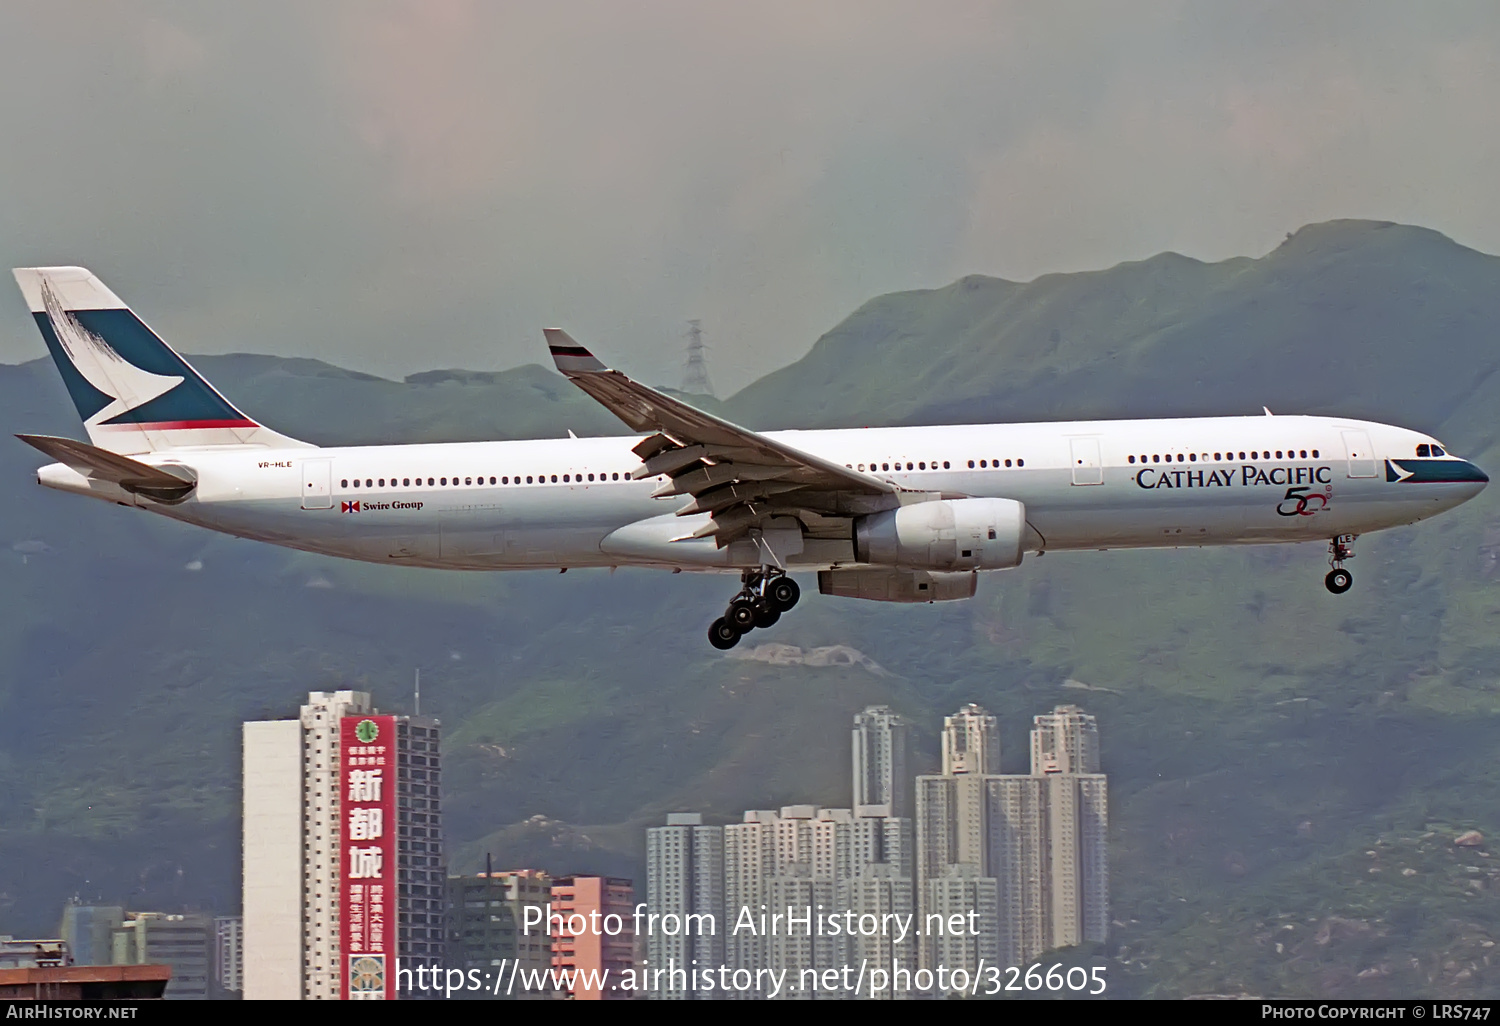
[12,266,312,454]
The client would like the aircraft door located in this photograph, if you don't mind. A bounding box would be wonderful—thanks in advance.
[1341,430,1377,478]
[301,459,333,509]
[1070,436,1104,485]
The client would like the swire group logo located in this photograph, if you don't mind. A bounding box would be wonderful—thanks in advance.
[341,501,361,513]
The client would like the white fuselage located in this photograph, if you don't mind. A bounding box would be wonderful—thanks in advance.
[35,414,1486,572]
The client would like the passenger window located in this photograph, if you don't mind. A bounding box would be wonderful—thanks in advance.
[341,479,349,488]
[1275,451,1282,459]
[563,474,570,483]
[403,478,410,487]
[440,477,447,485]
[1128,455,1135,464]
[882,463,889,471]
[465,477,472,485]
[1213,453,1221,461]
[1189,453,1197,462]
[551,475,558,483]
[1311,450,1319,458]
[365,479,372,488]
[1004,459,1012,467]
[968,460,975,469]
[906,462,913,470]
[1299,451,1307,459]
[1017,458,1024,467]
[1152,455,1160,463]
[919,462,926,470]
[613,473,620,480]
[858,464,866,471]
[526,476,533,484]
[1250,452,1258,460]
[489,476,496,484]
[979,460,987,468]
[943,461,951,469]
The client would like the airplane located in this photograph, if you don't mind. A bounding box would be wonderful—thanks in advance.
[11,266,1490,649]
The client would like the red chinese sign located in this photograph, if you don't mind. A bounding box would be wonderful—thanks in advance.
[341,714,396,999]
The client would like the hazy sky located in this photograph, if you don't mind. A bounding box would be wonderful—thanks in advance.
[1,2,1496,394]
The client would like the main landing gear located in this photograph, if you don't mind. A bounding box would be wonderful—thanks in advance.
[1325,534,1356,594]
[708,568,801,650]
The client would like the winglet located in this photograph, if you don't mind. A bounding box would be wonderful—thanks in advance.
[545,329,608,375]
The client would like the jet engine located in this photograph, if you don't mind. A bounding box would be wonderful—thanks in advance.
[853,497,1026,571]
[818,568,977,603]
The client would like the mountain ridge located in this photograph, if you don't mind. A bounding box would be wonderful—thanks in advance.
[4,218,1500,997]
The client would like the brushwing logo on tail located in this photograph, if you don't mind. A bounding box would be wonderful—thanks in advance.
[38,278,184,426]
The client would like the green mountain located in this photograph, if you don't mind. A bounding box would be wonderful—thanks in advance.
[3,219,1500,998]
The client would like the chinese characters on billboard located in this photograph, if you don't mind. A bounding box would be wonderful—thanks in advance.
[341,714,397,999]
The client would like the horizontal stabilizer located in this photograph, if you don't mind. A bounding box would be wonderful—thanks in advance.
[17,433,196,502]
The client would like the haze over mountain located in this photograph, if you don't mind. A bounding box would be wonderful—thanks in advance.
[3,220,1499,997]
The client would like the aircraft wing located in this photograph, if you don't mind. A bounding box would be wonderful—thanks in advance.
[17,433,196,502]
[546,330,919,546]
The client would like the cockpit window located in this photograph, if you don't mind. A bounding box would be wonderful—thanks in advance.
[1432,444,1446,456]
[1417,444,1430,457]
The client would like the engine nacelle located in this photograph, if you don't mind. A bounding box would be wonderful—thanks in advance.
[818,568,977,603]
[853,498,1026,571]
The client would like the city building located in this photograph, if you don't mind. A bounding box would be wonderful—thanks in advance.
[1027,706,1108,952]
[0,964,171,1000]
[852,706,910,817]
[394,715,446,984]
[1030,704,1100,775]
[917,705,1003,978]
[243,716,304,999]
[59,905,123,967]
[0,937,69,970]
[110,913,213,1000]
[242,690,445,1000]
[915,703,1109,982]
[300,690,374,999]
[838,867,916,994]
[645,813,723,999]
[941,703,1000,776]
[446,867,554,999]
[215,916,243,996]
[550,876,634,1000]
[711,708,919,998]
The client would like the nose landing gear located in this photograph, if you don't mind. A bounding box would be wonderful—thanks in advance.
[1325,534,1356,594]
[707,568,801,650]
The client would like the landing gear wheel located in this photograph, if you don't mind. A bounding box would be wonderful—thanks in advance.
[767,577,800,611]
[726,598,759,631]
[1325,568,1353,594]
[708,617,742,650]
[753,601,781,629]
